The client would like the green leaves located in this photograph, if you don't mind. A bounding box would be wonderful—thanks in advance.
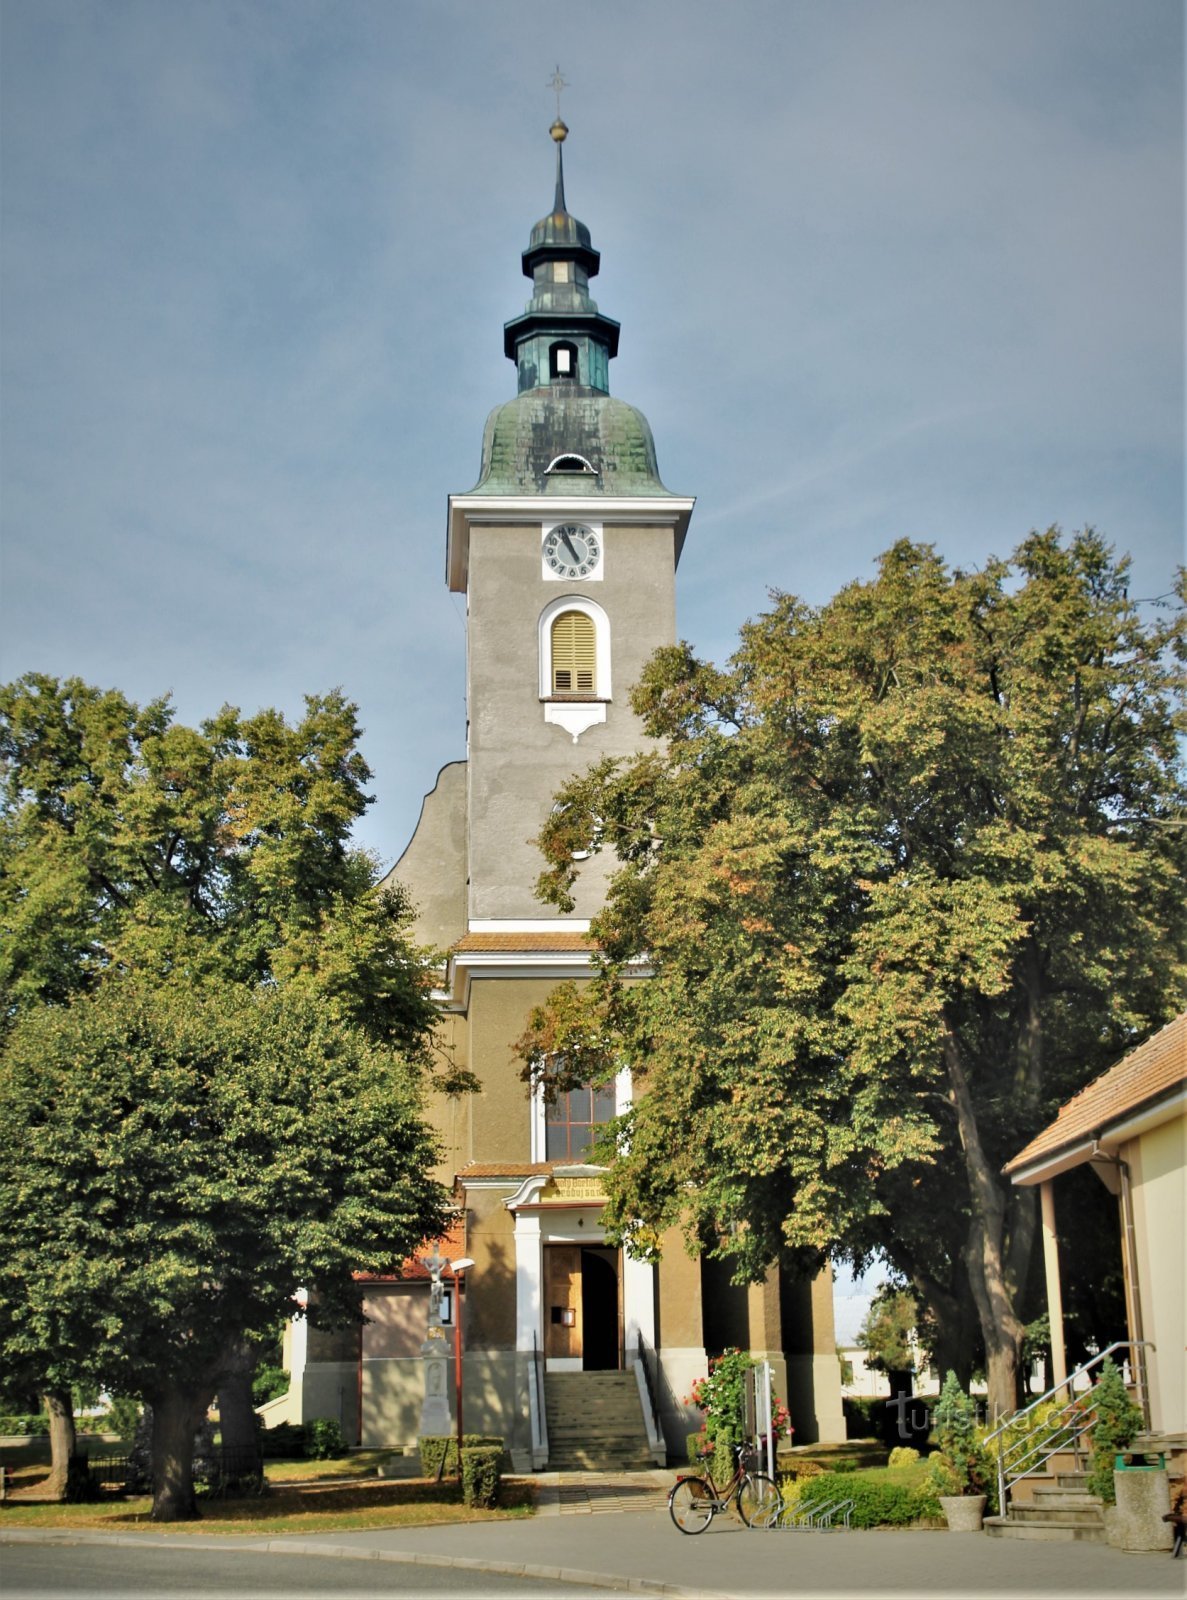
[0,675,450,1411]
[0,974,446,1399]
[519,530,1185,1373]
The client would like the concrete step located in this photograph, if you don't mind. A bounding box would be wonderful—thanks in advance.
[984,1516,1107,1544]
[1029,1490,1103,1513]
[544,1371,652,1473]
[1010,1504,1104,1526]
[547,1449,655,1471]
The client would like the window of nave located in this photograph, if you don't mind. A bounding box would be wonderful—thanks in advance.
[530,1064,632,1163]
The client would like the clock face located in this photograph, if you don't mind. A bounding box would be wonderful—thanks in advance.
[543,522,602,579]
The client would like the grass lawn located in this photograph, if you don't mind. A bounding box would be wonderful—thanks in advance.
[263,1451,403,1482]
[0,1473,534,1535]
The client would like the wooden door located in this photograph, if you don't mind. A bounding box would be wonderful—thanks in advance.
[544,1245,582,1362]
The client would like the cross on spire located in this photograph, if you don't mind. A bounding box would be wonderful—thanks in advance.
[547,65,568,120]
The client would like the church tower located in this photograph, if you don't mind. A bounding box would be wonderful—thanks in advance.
[438,114,693,930]
[343,119,845,1468]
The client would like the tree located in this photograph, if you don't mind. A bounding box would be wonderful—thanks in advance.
[518,532,1186,1418]
[0,971,446,1519]
[856,1286,920,1377]
[0,677,460,1511]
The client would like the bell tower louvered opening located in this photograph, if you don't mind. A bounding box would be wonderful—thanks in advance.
[550,609,597,694]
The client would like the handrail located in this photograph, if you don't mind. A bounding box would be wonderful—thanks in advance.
[531,1332,548,1460]
[984,1340,1156,1516]
[635,1331,661,1438]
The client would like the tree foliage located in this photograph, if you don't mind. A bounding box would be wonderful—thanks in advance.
[0,678,454,1514]
[857,1286,920,1375]
[517,532,1186,1416]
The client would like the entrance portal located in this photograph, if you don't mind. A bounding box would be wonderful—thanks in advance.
[544,1243,621,1370]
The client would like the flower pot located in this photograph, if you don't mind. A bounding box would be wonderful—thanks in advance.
[939,1494,987,1532]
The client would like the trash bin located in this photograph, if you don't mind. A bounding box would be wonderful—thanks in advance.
[1109,1453,1173,1552]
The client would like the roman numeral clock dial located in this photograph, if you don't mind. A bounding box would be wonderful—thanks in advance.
[543,522,601,579]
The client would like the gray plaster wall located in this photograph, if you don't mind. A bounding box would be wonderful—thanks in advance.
[386,760,468,951]
[466,519,677,922]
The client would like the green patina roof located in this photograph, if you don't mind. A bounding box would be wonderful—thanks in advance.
[468,386,673,497]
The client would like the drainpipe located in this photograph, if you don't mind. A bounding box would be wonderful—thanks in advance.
[1039,1180,1068,1390]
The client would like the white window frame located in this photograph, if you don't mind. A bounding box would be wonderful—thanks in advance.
[530,1065,633,1163]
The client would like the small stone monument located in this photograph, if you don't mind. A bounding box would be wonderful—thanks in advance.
[417,1251,453,1446]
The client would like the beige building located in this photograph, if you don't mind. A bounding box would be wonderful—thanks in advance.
[1004,1013,1186,1463]
[284,122,845,1467]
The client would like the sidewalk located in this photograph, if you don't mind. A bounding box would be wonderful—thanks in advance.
[3,1470,1182,1598]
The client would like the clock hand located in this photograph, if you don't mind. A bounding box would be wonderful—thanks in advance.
[561,531,580,562]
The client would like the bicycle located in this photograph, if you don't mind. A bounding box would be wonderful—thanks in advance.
[668,1442,782,1534]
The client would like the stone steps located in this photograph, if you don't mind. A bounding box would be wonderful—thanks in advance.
[985,1477,1107,1544]
[544,1371,654,1471]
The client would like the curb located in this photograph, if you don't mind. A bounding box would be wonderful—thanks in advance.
[0,1528,738,1599]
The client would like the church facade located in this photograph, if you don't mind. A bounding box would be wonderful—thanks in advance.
[284,121,845,1467]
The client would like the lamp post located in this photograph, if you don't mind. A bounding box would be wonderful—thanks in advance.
[449,1257,475,1480]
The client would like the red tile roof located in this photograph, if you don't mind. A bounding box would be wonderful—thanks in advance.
[452,931,595,952]
[1004,1013,1186,1176]
[354,1219,467,1284]
[457,1162,556,1180]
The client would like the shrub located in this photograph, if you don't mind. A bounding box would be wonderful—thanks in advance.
[0,1413,49,1435]
[1086,1358,1143,1504]
[418,1434,505,1476]
[97,1396,141,1439]
[793,1468,930,1528]
[305,1417,346,1460]
[259,1421,306,1459]
[461,1445,502,1508]
[252,1365,290,1406]
[686,1348,790,1459]
[929,1371,992,1500]
[888,1446,920,1469]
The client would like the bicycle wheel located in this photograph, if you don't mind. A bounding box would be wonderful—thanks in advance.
[669,1476,716,1534]
[737,1471,782,1528]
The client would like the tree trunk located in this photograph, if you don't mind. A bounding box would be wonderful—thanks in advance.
[215,1336,262,1480]
[942,1019,1032,1420]
[41,1387,77,1502]
[150,1384,209,1521]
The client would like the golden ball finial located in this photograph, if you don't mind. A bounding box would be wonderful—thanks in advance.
[550,117,569,143]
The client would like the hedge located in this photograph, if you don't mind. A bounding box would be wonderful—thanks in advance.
[782,1466,941,1528]
[0,1414,50,1435]
[461,1445,502,1508]
[305,1417,346,1459]
[418,1434,505,1476]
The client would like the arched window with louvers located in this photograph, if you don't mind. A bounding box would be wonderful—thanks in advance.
[550,609,597,695]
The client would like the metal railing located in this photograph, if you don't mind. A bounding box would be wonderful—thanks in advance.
[634,1331,661,1438]
[530,1332,548,1460]
[983,1340,1155,1517]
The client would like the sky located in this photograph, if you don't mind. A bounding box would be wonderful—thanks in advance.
[2,0,1183,878]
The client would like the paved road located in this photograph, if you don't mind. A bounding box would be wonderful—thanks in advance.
[4,1511,1182,1600]
[0,1540,613,1599]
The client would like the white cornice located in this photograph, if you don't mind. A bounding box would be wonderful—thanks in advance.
[442,945,651,1011]
[446,494,696,593]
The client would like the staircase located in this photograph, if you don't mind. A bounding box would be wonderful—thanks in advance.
[985,1470,1107,1543]
[544,1370,655,1471]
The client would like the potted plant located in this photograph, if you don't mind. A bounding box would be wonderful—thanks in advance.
[928,1371,992,1531]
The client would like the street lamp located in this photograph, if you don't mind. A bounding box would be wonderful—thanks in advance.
[448,1257,475,1480]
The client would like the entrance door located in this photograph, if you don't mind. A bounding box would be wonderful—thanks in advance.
[580,1247,620,1370]
[544,1244,621,1370]
[545,1245,582,1364]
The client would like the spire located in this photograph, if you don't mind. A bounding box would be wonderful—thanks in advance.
[502,109,620,394]
[551,117,568,213]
